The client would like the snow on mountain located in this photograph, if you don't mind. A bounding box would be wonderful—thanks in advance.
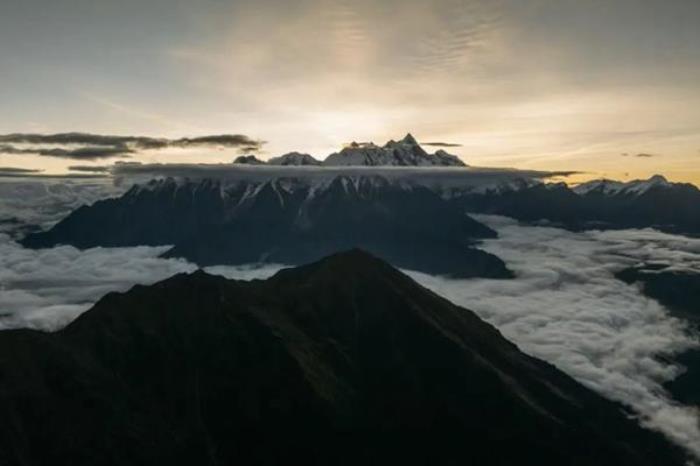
[127,174,418,206]
[433,149,465,166]
[267,152,321,166]
[574,175,673,196]
[572,179,626,196]
[623,175,673,195]
[231,135,465,167]
[439,177,541,198]
[323,133,467,167]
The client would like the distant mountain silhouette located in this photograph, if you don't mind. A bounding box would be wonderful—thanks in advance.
[453,176,700,235]
[233,154,266,165]
[268,152,321,166]
[21,175,510,278]
[0,251,687,465]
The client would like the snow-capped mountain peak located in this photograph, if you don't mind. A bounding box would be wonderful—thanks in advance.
[267,152,321,166]
[624,175,671,195]
[323,134,466,167]
[399,133,418,146]
[574,175,673,196]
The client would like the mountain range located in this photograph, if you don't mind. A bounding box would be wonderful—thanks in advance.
[22,175,510,278]
[20,169,700,277]
[0,250,687,466]
[234,134,467,167]
[451,175,700,236]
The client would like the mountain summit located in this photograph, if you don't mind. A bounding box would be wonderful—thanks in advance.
[268,151,321,166]
[393,132,419,146]
[324,133,466,167]
[230,134,466,167]
[0,250,686,465]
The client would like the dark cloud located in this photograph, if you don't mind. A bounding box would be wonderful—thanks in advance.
[0,142,132,160]
[0,168,103,180]
[0,132,265,160]
[0,170,108,180]
[0,133,163,148]
[422,141,463,148]
[539,170,581,178]
[239,145,262,153]
[0,167,43,175]
[621,152,660,158]
[38,146,133,160]
[172,134,264,149]
[68,165,113,173]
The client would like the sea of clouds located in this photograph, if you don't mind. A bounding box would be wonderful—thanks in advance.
[409,215,700,459]
[0,238,284,330]
[1,179,699,459]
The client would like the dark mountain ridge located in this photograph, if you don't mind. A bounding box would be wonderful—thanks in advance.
[452,175,700,236]
[0,250,688,465]
[21,175,511,278]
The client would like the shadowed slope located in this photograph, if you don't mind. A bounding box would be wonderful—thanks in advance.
[0,250,688,465]
[22,176,511,278]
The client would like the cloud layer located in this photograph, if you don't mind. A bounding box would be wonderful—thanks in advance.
[0,237,282,330]
[0,179,126,232]
[68,165,113,173]
[422,142,463,148]
[0,167,43,175]
[0,132,265,160]
[408,216,700,459]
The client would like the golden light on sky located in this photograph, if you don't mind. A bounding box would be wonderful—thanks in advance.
[1,0,699,185]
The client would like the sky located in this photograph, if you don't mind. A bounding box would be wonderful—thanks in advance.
[1,0,699,184]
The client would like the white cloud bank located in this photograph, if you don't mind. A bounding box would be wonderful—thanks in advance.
[0,236,282,330]
[0,179,126,232]
[408,215,700,460]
